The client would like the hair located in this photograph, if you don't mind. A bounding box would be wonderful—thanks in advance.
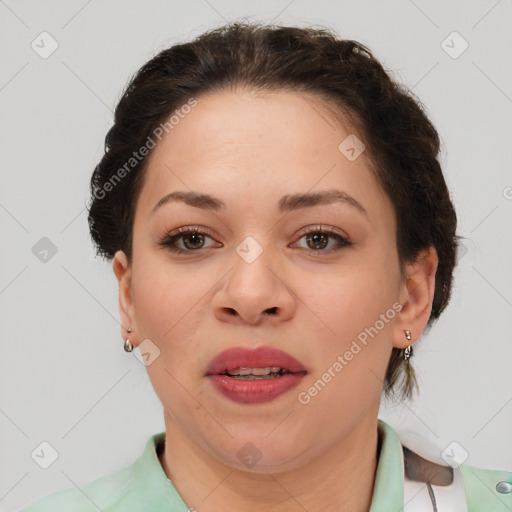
[87,21,458,400]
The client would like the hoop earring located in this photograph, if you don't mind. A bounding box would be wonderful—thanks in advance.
[124,327,134,352]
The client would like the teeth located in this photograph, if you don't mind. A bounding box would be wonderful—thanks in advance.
[236,367,253,376]
[226,366,283,376]
[252,367,272,376]
[230,374,281,380]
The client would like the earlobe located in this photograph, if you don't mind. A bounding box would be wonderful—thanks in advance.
[392,246,438,349]
[113,250,136,343]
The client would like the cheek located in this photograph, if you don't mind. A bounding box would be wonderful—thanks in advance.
[132,257,209,338]
[131,264,208,409]
[298,257,399,391]
[303,261,398,335]
[298,272,396,411]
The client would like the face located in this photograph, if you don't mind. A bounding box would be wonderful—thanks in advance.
[114,89,434,472]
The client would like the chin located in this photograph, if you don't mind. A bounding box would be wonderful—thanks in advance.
[214,433,311,474]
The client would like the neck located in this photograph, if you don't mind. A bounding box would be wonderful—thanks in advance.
[159,409,380,512]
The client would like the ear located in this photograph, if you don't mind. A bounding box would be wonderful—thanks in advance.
[392,246,438,349]
[113,250,138,347]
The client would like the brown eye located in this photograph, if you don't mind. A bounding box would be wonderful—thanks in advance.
[183,232,205,249]
[292,226,352,253]
[306,232,329,250]
[157,226,222,254]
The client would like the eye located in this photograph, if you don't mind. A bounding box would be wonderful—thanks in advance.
[157,226,222,254]
[157,224,352,255]
[292,225,352,253]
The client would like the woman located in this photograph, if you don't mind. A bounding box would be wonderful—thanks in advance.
[21,22,511,512]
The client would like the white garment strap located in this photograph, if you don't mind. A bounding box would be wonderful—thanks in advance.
[403,458,468,511]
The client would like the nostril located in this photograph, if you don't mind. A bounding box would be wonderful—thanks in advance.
[265,307,278,315]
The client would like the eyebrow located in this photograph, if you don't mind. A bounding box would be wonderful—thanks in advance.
[150,189,367,216]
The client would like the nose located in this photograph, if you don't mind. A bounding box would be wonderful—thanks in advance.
[212,244,296,326]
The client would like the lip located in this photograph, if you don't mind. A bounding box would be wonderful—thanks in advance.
[205,346,307,404]
[206,346,307,375]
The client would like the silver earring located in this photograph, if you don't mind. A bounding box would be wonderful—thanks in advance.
[404,330,412,361]
[124,327,134,352]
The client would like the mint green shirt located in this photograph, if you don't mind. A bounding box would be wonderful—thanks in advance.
[20,421,512,511]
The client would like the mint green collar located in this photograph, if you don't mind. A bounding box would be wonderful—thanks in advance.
[125,431,190,511]
[370,420,404,511]
[130,420,404,511]
[21,419,512,511]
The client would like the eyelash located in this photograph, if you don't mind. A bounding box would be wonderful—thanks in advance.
[157,224,352,255]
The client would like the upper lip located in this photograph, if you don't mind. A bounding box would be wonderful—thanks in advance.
[205,346,307,375]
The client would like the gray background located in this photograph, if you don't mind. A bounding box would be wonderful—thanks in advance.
[1,0,511,510]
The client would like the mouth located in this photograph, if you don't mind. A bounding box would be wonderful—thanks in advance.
[221,366,293,380]
[205,346,307,404]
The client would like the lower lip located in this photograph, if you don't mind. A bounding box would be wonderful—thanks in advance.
[208,373,306,404]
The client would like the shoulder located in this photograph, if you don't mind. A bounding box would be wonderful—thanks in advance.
[389,420,512,511]
[18,462,133,512]
[19,432,172,512]
[459,463,512,511]
[401,446,512,510]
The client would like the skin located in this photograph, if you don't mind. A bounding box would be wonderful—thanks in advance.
[113,89,438,512]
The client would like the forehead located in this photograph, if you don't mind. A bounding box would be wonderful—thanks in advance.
[165,88,356,158]
[136,88,391,221]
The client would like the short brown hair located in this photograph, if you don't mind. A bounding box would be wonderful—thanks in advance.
[87,22,458,399]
